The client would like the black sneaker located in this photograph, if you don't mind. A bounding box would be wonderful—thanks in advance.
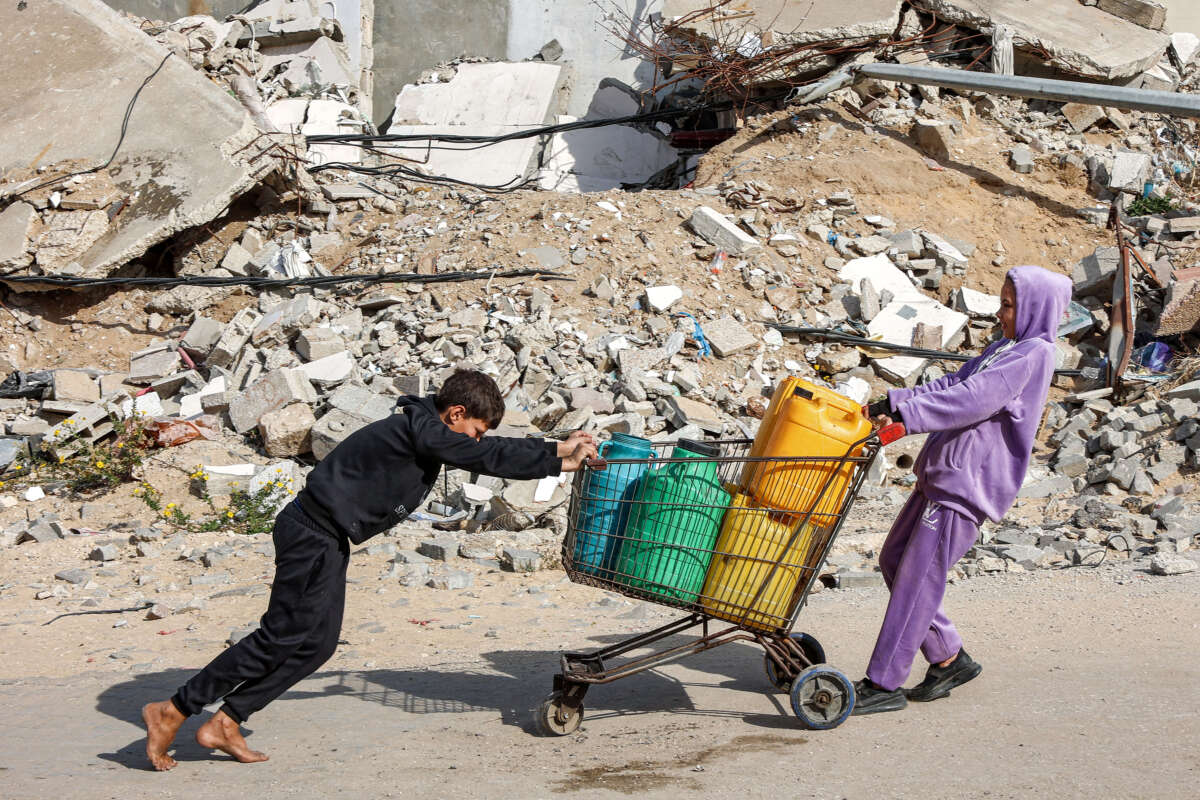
[905,649,982,702]
[851,678,907,715]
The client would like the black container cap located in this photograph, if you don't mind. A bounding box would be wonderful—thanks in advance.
[677,439,720,457]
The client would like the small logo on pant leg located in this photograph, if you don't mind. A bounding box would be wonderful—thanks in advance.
[921,501,941,528]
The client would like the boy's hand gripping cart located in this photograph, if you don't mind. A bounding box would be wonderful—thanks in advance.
[538,425,904,735]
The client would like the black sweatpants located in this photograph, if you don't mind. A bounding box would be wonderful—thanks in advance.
[171,500,350,723]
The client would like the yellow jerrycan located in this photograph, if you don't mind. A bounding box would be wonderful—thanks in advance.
[700,493,826,632]
[746,379,871,525]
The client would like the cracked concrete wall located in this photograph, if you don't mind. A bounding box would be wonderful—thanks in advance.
[371,0,510,125]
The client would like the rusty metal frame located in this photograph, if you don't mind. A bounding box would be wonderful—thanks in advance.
[1107,204,1138,391]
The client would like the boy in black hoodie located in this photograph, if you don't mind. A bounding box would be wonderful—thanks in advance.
[141,370,597,770]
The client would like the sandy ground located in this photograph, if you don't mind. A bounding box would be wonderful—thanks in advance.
[1,557,1196,799]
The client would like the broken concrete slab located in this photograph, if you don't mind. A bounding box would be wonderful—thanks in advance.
[1073,246,1122,297]
[1156,279,1200,335]
[954,287,1001,318]
[912,0,1169,80]
[663,0,904,48]
[1108,152,1152,193]
[704,317,758,358]
[382,62,564,188]
[688,206,762,255]
[299,350,354,386]
[537,116,680,193]
[259,402,316,457]
[1098,0,1167,31]
[0,0,281,281]
[839,253,925,304]
[914,120,955,161]
[868,299,969,385]
[0,202,36,268]
[228,367,318,434]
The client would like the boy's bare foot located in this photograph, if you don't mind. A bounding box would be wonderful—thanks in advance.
[195,710,269,763]
[142,700,186,771]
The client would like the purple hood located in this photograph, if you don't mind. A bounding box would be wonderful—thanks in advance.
[1009,264,1073,342]
[887,266,1071,524]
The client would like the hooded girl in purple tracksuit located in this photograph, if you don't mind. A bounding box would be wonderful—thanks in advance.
[852,264,1073,715]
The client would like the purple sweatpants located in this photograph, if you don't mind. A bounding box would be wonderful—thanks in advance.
[866,490,980,691]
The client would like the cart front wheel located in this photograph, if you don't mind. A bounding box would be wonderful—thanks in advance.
[536,691,584,736]
[790,666,855,730]
[764,632,827,692]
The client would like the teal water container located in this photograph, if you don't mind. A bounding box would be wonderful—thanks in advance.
[615,440,730,603]
[573,433,653,578]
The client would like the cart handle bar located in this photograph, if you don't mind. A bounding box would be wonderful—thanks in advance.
[583,423,905,472]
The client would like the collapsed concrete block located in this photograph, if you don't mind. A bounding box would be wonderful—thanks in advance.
[1060,103,1106,133]
[382,62,564,188]
[1107,152,1151,193]
[208,308,258,369]
[296,327,346,361]
[181,316,224,358]
[0,201,36,268]
[258,403,316,457]
[704,317,758,358]
[328,384,395,421]
[252,295,318,346]
[954,287,1001,317]
[1157,280,1200,336]
[229,367,318,434]
[52,370,99,403]
[298,351,354,387]
[0,0,279,280]
[688,206,762,255]
[1171,32,1200,67]
[1009,145,1035,174]
[1097,0,1166,31]
[914,120,955,161]
[645,285,683,312]
[913,0,1168,81]
[538,118,680,193]
[839,253,924,304]
[1072,246,1121,297]
[665,395,724,434]
[127,345,179,385]
[868,299,969,385]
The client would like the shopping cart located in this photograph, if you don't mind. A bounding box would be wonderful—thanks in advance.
[536,426,902,735]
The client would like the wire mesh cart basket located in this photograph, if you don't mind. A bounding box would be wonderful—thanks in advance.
[536,430,896,735]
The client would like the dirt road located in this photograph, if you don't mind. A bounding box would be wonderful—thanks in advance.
[2,563,1196,799]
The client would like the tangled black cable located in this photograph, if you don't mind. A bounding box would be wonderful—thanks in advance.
[0,268,570,290]
[303,90,798,193]
[10,52,174,200]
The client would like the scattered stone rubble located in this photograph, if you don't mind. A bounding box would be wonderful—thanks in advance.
[3,0,1200,628]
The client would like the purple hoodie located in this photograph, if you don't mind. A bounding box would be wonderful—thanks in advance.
[887,265,1073,524]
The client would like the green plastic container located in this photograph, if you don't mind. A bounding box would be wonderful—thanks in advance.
[615,440,731,603]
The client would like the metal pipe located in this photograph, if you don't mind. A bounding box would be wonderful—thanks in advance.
[856,63,1200,118]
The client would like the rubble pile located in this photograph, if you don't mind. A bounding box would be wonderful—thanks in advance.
[1,0,1199,630]
[126,0,372,166]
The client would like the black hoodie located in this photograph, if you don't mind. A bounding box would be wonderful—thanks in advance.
[296,395,562,544]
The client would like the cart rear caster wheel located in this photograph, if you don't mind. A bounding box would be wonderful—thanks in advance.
[764,632,827,692]
[790,665,855,730]
[536,691,584,736]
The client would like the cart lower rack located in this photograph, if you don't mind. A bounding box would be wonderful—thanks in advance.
[537,430,896,734]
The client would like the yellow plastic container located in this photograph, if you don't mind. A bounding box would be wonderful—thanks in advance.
[747,379,871,523]
[701,493,824,632]
[741,376,805,493]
